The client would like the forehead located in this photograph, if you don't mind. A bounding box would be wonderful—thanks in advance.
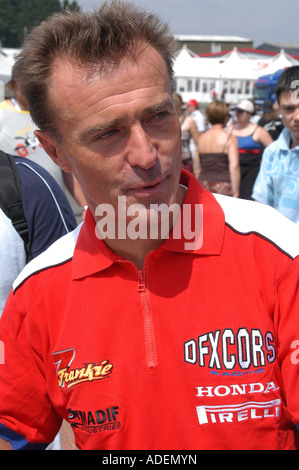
[278,90,299,107]
[49,46,171,114]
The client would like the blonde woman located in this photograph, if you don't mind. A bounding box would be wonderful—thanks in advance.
[198,100,240,197]
[173,93,200,177]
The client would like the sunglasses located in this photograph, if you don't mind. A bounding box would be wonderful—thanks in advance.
[235,109,245,114]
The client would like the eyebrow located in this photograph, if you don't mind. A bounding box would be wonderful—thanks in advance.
[79,119,121,143]
[79,99,173,143]
[280,103,296,108]
[143,98,173,115]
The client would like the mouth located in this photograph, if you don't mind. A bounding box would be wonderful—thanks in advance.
[128,175,167,194]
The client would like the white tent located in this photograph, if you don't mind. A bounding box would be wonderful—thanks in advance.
[216,48,261,80]
[173,46,201,77]
[173,46,258,80]
[174,47,261,103]
[0,50,15,84]
[173,46,217,78]
[263,49,299,74]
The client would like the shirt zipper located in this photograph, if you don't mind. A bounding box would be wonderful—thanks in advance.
[136,267,157,369]
[117,258,157,369]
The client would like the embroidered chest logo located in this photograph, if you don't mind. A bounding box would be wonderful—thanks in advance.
[52,348,113,391]
[184,327,276,373]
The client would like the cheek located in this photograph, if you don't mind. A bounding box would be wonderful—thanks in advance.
[75,155,125,201]
[70,149,112,180]
[280,114,291,128]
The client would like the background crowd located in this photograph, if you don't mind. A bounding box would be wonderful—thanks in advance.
[175,65,299,229]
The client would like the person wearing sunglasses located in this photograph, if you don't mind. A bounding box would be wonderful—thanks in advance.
[227,100,273,199]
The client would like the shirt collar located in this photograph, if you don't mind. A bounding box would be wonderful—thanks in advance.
[72,170,225,279]
[161,170,225,255]
[72,209,117,279]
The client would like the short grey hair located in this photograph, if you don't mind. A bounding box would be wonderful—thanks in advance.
[12,1,177,139]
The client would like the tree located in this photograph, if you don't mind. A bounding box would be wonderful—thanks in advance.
[62,0,80,12]
[0,0,81,48]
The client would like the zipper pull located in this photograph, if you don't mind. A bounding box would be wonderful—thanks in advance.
[137,269,146,293]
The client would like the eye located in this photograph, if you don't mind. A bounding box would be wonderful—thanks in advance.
[283,106,295,113]
[149,110,169,124]
[155,111,166,119]
[105,129,117,138]
[157,110,170,120]
[96,129,118,140]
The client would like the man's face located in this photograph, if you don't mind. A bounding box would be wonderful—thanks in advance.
[187,104,196,114]
[41,46,182,222]
[278,91,299,145]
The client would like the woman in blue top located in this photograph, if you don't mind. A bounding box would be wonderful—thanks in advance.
[228,100,273,199]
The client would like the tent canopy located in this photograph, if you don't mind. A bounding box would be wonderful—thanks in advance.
[0,54,14,84]
[263,49,299,74]
[174,47,262,81]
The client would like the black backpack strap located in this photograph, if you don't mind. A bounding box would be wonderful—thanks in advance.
[0,151,31,262]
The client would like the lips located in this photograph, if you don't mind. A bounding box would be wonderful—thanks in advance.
[128,176,166,192]
[140,180,163,190]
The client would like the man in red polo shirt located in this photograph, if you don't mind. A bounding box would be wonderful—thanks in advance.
[0,2,299,450]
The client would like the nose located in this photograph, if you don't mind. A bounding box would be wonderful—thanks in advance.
[127,124,158,169]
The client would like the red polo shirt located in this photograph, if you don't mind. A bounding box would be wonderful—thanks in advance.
[0,170,299,449]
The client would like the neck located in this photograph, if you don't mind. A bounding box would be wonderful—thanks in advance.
[105,236,162,269]
[95,185,187,269]
[234,121,247,130]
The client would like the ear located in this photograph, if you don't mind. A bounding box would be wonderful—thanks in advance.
[34,130,72,173]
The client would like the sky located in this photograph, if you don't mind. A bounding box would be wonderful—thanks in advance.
[76,0,299,48]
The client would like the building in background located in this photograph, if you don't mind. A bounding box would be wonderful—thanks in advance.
[174,35,253,55]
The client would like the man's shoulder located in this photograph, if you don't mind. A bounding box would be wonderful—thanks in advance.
[14,156,55,179]
[12,223,82,292]
[13,156,73,212]
[213,193,299,259]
